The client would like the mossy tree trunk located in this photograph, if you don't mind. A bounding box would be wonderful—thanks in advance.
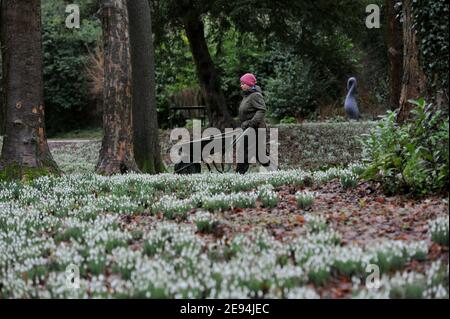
[386,0,403,111]
[397,0,427,123]
[0,51,5,136]
[96,0,140,175]
[0,0,60,180]
[127,0,165,174]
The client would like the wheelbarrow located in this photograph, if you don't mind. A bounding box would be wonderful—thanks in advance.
[173,128,249,174]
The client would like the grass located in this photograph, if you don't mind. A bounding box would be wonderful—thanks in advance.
[276,121,377,169]
[48,127,103,140]
[3,121,376,175]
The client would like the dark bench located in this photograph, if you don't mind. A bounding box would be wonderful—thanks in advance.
[169,105,207,128]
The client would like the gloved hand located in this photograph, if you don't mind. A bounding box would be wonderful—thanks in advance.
[241,120,251,131]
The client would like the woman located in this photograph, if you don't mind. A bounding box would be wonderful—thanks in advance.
[236,73,275,174]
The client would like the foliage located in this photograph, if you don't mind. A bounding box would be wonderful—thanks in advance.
[41,0,101,135]
[213,27,362,121]
[279,116,297,124]
[2,0,392,133]
[0,54,3,134]
[362,99,449,195]
[412,0,449,94]
[150,0,386,126]
[265,57,321,120]
[211,27,269,116]
[154,29,199,128]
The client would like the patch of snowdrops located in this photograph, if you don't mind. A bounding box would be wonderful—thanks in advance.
[0,167,447,298]
[295,190,315,210]
[428,216,449,246]
[353,260,449,299]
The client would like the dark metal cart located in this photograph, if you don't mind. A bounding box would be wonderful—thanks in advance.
[174,129,248,174]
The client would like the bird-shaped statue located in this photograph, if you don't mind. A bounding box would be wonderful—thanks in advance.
[344,77,360,120]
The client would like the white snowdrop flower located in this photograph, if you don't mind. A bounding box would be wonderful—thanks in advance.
[428,217,449,245]
[285,287,320,299]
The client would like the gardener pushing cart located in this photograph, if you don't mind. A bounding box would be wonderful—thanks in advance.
[173,73,277,174]
[236,73,277,174]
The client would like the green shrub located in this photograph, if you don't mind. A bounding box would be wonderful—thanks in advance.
[265,58,321,120]
[42,0,101,135]
[280,116,297,124]
[361,99,449,195]
[412,0,449,95]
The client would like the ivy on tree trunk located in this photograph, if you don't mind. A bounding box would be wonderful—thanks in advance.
[386,0,403,111]
[397,0,427,123]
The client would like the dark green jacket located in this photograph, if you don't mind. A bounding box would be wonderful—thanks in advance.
[238,85,267,129]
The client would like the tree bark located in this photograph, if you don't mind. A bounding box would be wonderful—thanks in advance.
[183,13,235,130]
[0,1,3,136]
[0,10,4,136]
[0,0,60,179]
[0,62,5,136]
[386,0,403,110]
[96,0,140,175]
[127,0,165,174]
[397,0,427,123]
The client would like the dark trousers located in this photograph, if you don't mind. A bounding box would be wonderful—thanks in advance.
[235,128,272,174]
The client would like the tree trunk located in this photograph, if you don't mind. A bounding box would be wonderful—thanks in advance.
[127,0,165,174]
[183,13,235,130]
[96,0,140,175]
[0,20,4,136]
[397,0,427,123]
[0,0,60,180]
[386,0,403,110]
[0,64,5,135]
